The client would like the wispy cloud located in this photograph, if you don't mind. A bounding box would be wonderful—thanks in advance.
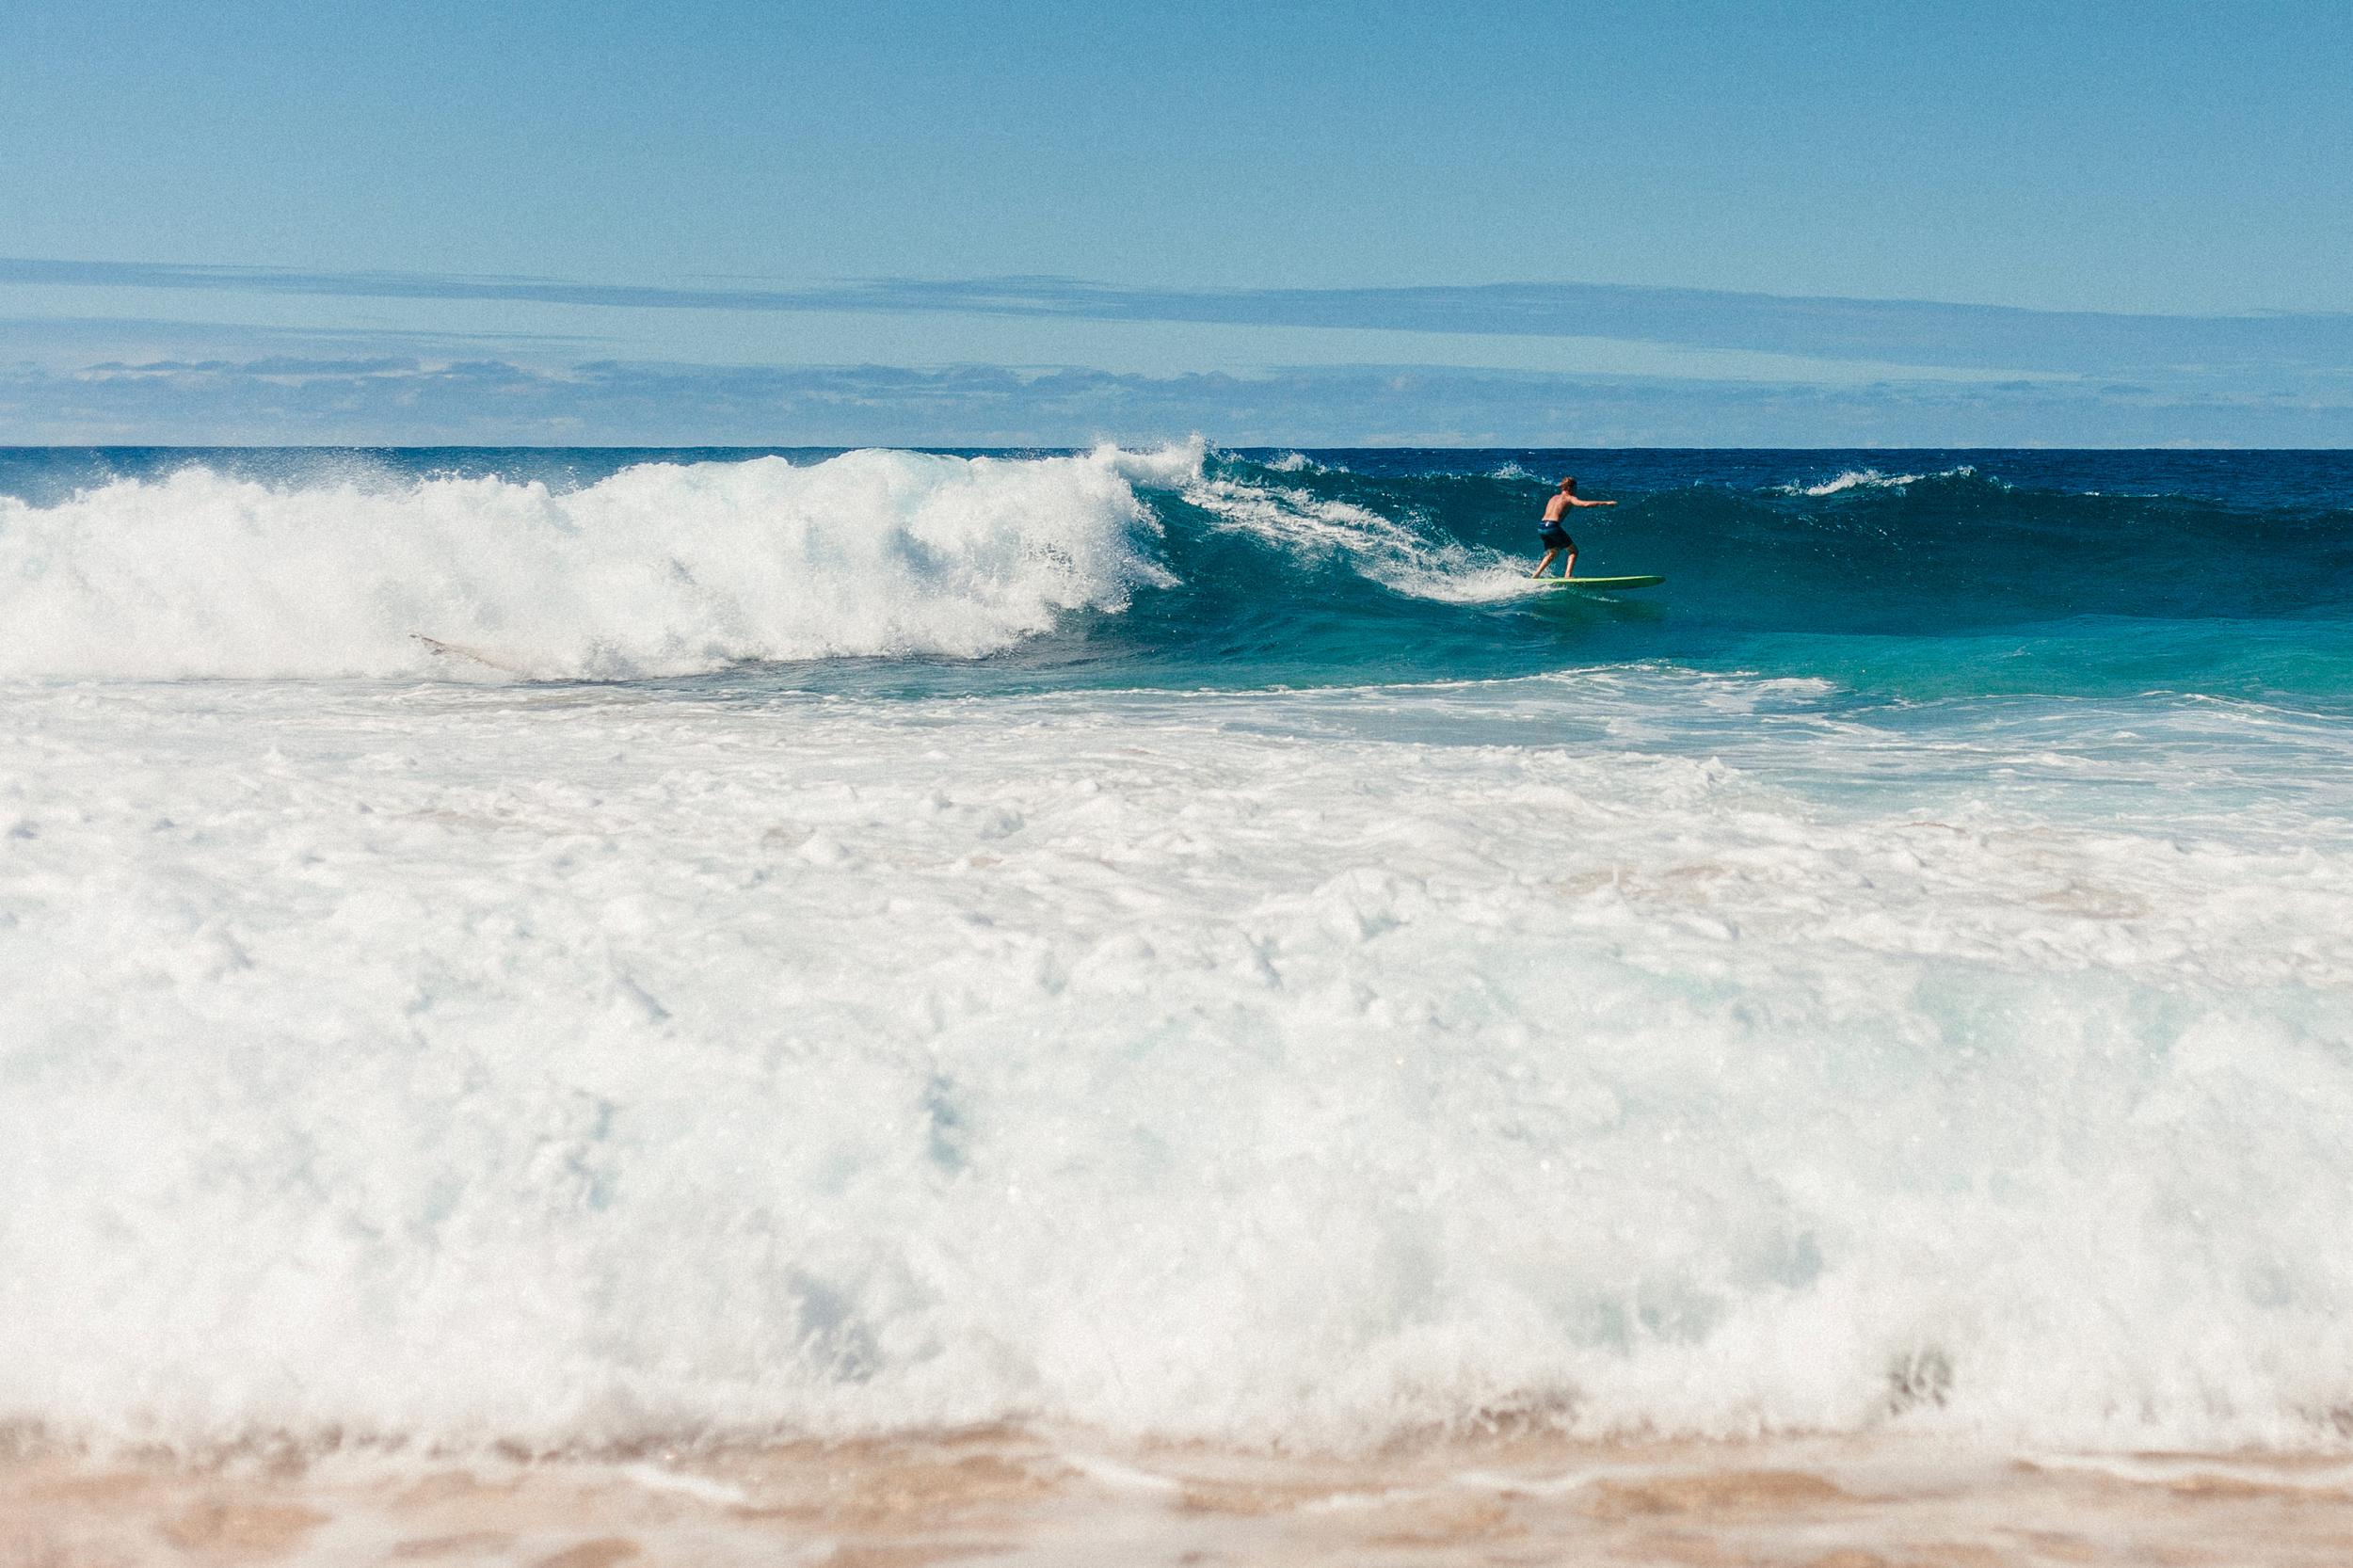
[9,257,2351,379]
[0,310,605,363]
[7,256,2350,444]
[6,355,2347,448]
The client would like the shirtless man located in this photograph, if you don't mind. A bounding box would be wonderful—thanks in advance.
[1531,476,1616,579]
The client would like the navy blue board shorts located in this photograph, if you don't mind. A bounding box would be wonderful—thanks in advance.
[1538,525,1574,550]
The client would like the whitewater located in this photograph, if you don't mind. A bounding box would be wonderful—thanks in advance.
[4,442,2352,1464]
[0,446,1191,680]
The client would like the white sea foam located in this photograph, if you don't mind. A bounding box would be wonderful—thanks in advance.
[1778,466,1983,497]
[1789,469,1924,496]
[1176,472,1532,602]
[0,443,1575,680]
[0,446,1194,680]
[4,673,2351,1455]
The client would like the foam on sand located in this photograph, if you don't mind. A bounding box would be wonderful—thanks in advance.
[12,1429,2353,1567]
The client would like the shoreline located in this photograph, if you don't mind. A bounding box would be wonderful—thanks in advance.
[12,1427,2353,1566]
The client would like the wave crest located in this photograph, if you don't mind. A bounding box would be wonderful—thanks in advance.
[0,446,1192,680]
[1773,465,1993,497]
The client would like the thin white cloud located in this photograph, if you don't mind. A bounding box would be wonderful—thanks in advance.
[7,258,2350,376]
[6,256,2349,444]
[4,355,2346,448]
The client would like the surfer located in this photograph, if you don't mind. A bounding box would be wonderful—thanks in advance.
[1531,477,1616,579]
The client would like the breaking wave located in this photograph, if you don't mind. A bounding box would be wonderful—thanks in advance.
[0,446,1193,679]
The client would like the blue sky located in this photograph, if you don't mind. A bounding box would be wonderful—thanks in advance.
[5,0,2350,444]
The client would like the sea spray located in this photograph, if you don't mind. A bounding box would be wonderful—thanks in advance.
[0,446,1186,680]
[4,674,2351,1451]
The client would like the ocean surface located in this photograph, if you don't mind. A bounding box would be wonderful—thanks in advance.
[3,443,2351,1457]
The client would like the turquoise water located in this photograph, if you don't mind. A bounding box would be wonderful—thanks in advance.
[1105,449,2353,705]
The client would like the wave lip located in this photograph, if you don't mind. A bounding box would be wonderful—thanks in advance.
[1779,468,1932,497]
[1177,467,1535,603]
[0,445,1192,680]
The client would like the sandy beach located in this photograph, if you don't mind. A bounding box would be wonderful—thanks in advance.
[13,1428,2353,1567]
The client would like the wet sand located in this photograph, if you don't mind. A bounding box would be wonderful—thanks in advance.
[10,1428,2353,1567]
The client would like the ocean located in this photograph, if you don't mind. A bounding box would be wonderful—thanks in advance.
[4,441,2351,1470]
